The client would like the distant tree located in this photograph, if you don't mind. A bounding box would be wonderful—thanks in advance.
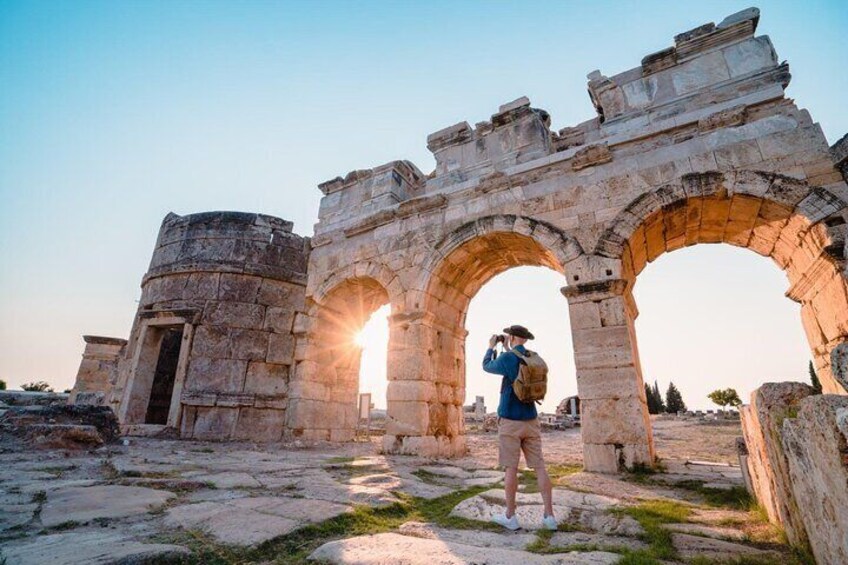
[0,379,6,390]
[707,388,742,409]
[808,361,823,394]
[645,383,662,414]
[21,381,54,393]
[652,381,666,413]
[665,382,687,413]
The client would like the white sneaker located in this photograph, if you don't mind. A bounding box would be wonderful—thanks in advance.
[542,514,558,531]
[492,513,520,530]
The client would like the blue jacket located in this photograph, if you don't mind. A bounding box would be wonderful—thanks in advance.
[483,344,538,421]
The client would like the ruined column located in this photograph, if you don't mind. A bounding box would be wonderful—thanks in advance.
[563,279,655,472]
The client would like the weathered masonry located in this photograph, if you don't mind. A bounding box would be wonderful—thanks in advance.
[73,8,848,474]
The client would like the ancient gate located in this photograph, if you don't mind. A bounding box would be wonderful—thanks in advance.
[288,8,848,471]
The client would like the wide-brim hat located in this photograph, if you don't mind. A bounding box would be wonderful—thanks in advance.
[503,325,534,340]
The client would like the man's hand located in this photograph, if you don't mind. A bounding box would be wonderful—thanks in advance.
[488,334,499,349]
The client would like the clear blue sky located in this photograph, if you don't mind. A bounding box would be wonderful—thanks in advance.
[1,1,845,409]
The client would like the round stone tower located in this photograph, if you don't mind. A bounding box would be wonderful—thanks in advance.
[112,211,309,441]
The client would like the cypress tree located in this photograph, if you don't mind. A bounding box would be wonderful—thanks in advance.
[808,361,823,394]
[665,382,687,413]
[653,380,666,413]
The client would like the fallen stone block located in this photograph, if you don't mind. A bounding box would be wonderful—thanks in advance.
[780,394,848,565]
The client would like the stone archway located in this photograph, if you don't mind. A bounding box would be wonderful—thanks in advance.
[287,274,392,442]
[596,171,848,394]
[379,215,584,458]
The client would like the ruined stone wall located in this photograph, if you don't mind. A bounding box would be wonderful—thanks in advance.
[69,336,126,405]
[301,6,848,466]
[110,212,309,441]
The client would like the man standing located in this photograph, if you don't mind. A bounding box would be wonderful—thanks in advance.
[483,325,556,531]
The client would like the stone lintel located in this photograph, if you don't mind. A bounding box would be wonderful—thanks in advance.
[137,307,201,324]
[561,279,628,302]
[83,335,128,347]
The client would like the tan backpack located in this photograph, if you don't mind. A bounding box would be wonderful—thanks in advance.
[511,348,548,404]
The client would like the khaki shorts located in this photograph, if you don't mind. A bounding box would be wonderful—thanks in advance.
[498,417,544,469]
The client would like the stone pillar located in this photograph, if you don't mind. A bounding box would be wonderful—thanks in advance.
[382,312,466,458]
[563,279,654,472]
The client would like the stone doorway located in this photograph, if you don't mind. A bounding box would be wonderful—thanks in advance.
[119,315,194,429]
[144,327,184,425]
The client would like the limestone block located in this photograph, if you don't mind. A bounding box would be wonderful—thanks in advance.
[576,366,643,400]
[567,301,601,330]
[244,361,289,396]
[572,326,636,369]
[267,333,296,364]
[185,357,247,393]
[722,36,776,78]
[203,301,265,329]
[386,401,430,436]
[218,273,262,302]
[183,272,220,300]
[672,51,730,96]
[233,408,284,442]
[582,444,619,473]
[740,382,814,547]
[780,394,848,565]
[192,407,238,440]
[264,307,295,333]
[258,278,305,309]
[387,381,437,403]
[580,398,651,444]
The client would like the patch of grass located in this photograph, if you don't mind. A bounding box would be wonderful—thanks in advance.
[190,448,215,454]
[35,464,77,477]
[49,520,80,531]
[324,456,355,465]
[412,469,448,485]
[614,500,693,561]
[31,490,47,504]
[698,485,754,510]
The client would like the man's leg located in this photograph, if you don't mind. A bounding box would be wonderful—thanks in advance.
[504,466,518,517]
[535,465,554,517]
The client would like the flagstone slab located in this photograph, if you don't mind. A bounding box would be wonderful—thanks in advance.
[192,471,262,489]
[450,488,639,533]
[672,533,778,560]
[549,531,648,551]
[40,485,175,527]
[307,532,621,564]
[1,532,190,565]
[164,496,350,546]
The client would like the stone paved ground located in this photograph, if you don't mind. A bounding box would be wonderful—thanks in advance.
[0,418,803,564]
